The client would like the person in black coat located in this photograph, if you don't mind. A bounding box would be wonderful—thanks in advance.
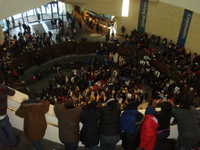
[120,101,143,150]
[80,102,100,150]
[99,99,121,150]
[155,101,172,150]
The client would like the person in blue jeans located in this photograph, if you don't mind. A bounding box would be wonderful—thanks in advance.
[0,116,18,147]
[0,83,18,148]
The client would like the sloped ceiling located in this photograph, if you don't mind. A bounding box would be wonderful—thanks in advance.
[0,0,52,19]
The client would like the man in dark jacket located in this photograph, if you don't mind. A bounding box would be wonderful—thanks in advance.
[80,102,100,150]
[54,100,81,150]
[120,101,143,150]
[155,101,172,150]
[172,93,200,150]
[99,99,121,150]
[0,83,18,148]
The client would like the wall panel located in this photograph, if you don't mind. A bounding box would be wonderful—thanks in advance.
[116,0,140,34]
[185,13,200,53]
[146,2,183,42]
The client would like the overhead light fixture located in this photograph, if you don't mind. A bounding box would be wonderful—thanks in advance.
[122,0,130,17]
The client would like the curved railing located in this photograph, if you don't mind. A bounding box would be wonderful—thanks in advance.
[7,89,179,145]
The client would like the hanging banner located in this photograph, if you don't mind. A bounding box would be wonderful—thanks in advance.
[177,9,193,48]
[137,0,149,33]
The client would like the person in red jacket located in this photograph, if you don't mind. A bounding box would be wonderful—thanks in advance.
[139,106,159,150]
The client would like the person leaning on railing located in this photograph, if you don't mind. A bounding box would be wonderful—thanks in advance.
[16,98,50,150]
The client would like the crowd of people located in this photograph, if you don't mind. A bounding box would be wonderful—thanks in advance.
[0,12,88,86]
[1,80,200,150]
[0,12,200,150]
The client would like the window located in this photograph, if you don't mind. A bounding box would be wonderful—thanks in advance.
[121,0,130,17]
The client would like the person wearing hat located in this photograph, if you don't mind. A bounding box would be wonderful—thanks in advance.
[54,100,82,150]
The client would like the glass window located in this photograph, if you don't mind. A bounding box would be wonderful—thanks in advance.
[46,4,52,14]
[41,5,47,14]
[22,13,28,23]
[41,4,52,20]
[0,20,6,29]
[122,0,130,17]
[52,2,58,13]
[26,9,38,22]
[27,9,35,16]
[36,8,42,14]
[13,13,21,20]
[58,1,66,15]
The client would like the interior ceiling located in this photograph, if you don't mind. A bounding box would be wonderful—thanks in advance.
[0,0,53,19]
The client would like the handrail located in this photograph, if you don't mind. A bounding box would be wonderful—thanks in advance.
[8,107,58,128]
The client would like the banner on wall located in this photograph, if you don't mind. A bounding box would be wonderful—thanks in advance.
[137,0,149,33]
[177,9,193,48]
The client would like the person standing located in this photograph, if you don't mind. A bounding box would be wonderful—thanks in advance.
[54,100,82,150]
[155,101,172,150]
[16,99,50,150]
[80,102,100,150]
[6,19,10,31]
[120,101,143,150]
[11,16,15,28]
[18,22,22,32]
[0,81,18,149]
[139,105,159,150]
[99,99,121,150]
[172,93,200,150]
